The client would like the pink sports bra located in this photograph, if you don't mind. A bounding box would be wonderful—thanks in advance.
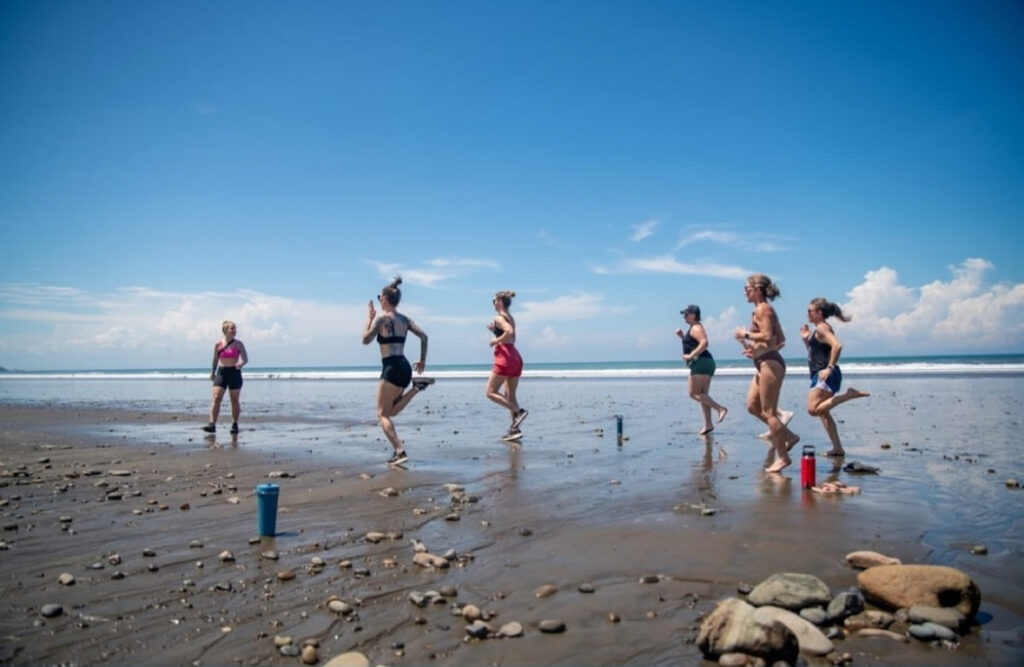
[218,341,240,359]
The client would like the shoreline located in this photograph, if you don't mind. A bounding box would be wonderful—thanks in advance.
[2,375,1023,665]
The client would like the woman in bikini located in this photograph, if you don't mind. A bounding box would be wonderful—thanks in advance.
[362,276,433,466]
[202,320,249,434]
[734,274,800,473]
[676,305,727,435]
[801,298,870,457]
[485,290,528,441]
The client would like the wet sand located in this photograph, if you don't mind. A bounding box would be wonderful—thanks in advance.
[1,374,1022,665]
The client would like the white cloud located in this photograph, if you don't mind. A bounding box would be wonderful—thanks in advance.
[841,258,1024,350]
[516,292,627,324]
[596,255,750,280]
[630,218,659,242]
[676,228,791,253]
[365,256,499,288]
[531,325,570,348]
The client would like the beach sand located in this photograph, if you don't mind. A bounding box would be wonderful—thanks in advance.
[1,374,1022,665]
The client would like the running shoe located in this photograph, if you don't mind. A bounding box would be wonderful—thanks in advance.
[230,422,239,434]
[387,450,409,466]
[412,377,436,391]
[511,408,529,430]
[201,423,216,433]
[501,429,523,442]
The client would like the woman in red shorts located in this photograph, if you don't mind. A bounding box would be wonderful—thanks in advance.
[486,290,527,441]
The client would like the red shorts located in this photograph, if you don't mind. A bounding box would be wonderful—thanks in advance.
[492,344,523,377]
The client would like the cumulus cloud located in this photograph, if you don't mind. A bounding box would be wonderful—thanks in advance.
[630,219,658,242]
[594,256,750,280]
[516,292,627,324]
[531,325,570,348]
[841,258,1024,351]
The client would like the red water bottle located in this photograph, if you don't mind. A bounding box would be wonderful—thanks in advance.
[800,445,816,489]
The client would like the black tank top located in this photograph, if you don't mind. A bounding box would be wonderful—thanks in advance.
[376,314,407,345]
[682,328,712,359]
[807,333,831,374]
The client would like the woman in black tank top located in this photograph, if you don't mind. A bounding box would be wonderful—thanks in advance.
[676,305,727,435]
[801,298,870,457]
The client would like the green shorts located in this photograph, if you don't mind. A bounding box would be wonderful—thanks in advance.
[687,355,716,377]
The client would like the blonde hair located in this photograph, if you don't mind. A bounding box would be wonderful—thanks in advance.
[494,290,516,309]
[809,297,851,322]
[381,276,403,305]
[748,274,781,301]
[221,320,237,335]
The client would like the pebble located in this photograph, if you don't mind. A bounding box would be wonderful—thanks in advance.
[1006,479,1020,489]
[909,622,957,642]
[274,635,293,647]
[439,584,458,597]
[277,570,296,581]
[462,604,482,621]
[534,584,558,598]
[108,553,121,566]
[142,548,156,557]
[58,515,72,523]
[189,539,203,549]
[261,550,279,560]
[322,652,371,667]
[578,583,595,593]
[538,619,566,633]
[608,612,620,623]
[279,645,301,657]
[497,621,524,638]
[365,532,386,543]
[970,544,988,555]
[465,620,491,639]
[328,599,353,615]
[301,645,318,664]
[218,550,234,562]
[58,572,75,586]
[444,512,461,521]
[639,574,660,584]
[379,487,398,497]
[40,603,63,618]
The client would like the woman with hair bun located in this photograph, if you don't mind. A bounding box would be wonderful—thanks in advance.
[486,290,528,441]
[801,298,870,457]
[735,273,800,473]
[362,276,433,466]
[676,304,727,435]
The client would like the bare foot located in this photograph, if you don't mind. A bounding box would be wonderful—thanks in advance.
[717,407,728,423]
[698,426,714,436]
[785,432,801,452]
[846,388,870,399]
[765,458,792,474]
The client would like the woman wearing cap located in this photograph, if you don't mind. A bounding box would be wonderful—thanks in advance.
[801,298,870,457]
[202,320,248,435]
[362,276,433,467]
[734,274,800,473]
[676,305,727,435]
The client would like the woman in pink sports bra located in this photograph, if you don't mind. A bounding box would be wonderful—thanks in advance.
[734,274,799,473]
[485,290,527,441]
[202,320,248,435]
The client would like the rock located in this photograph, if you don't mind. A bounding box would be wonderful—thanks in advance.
[40,603,63,618]
[465,620,492,638]
[328,600,353,615]
[639,574,660,584]
[909,622,957,641]
[826,591,864,622]
[538,619,566,633]
[301,644,318,664]
[843,461,880,474]
[857,628,909,642]
[364,532,386,543]
[413,552,449,569]
[58,572,75,586]
[108,553,122,566]
[1006,479,1020,488]
[754,606,834,656]
[218,550,234,562]
[696,598,798,663]
[462,604,482,621]
[261,550,279,560]
[497,621,524,638]
[857,564,981,619]
[534,584,558,598]
[908,604,965,631]
[799,607,828,626]
[379,487,398,497]
[322,652,370,667]
[718,654,751,667]
[969,544,988,555]
[579,583,595,593]
[279,645,301,657]
[439,584,458,598]
[189,539,203,549]
[274,635,293,647]
[277,570,296,581]
[843,610,894,630]
[408,592,428,608]
[747,573,832,611]
[844,550,901,569]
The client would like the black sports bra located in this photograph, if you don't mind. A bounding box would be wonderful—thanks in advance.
[376,315,407,345]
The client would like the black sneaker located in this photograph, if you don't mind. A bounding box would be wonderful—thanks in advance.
[201,423,216,433]
[411,377,435,391]
[230,422,239,434]
[511,408,529,430]
[387,450,409,466]
[501,429,523,442]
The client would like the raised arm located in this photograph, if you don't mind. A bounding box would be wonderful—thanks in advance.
[362,300,382,345]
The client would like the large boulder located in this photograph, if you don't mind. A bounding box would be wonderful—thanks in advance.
[697,598,798,663]
[857,564,980,619]
[754,606,835,656]
[747,573,832,611]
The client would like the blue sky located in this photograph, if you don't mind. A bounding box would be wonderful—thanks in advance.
[1,1,1022,370]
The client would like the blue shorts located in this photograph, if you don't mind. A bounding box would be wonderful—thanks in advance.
[809,365,841,394]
